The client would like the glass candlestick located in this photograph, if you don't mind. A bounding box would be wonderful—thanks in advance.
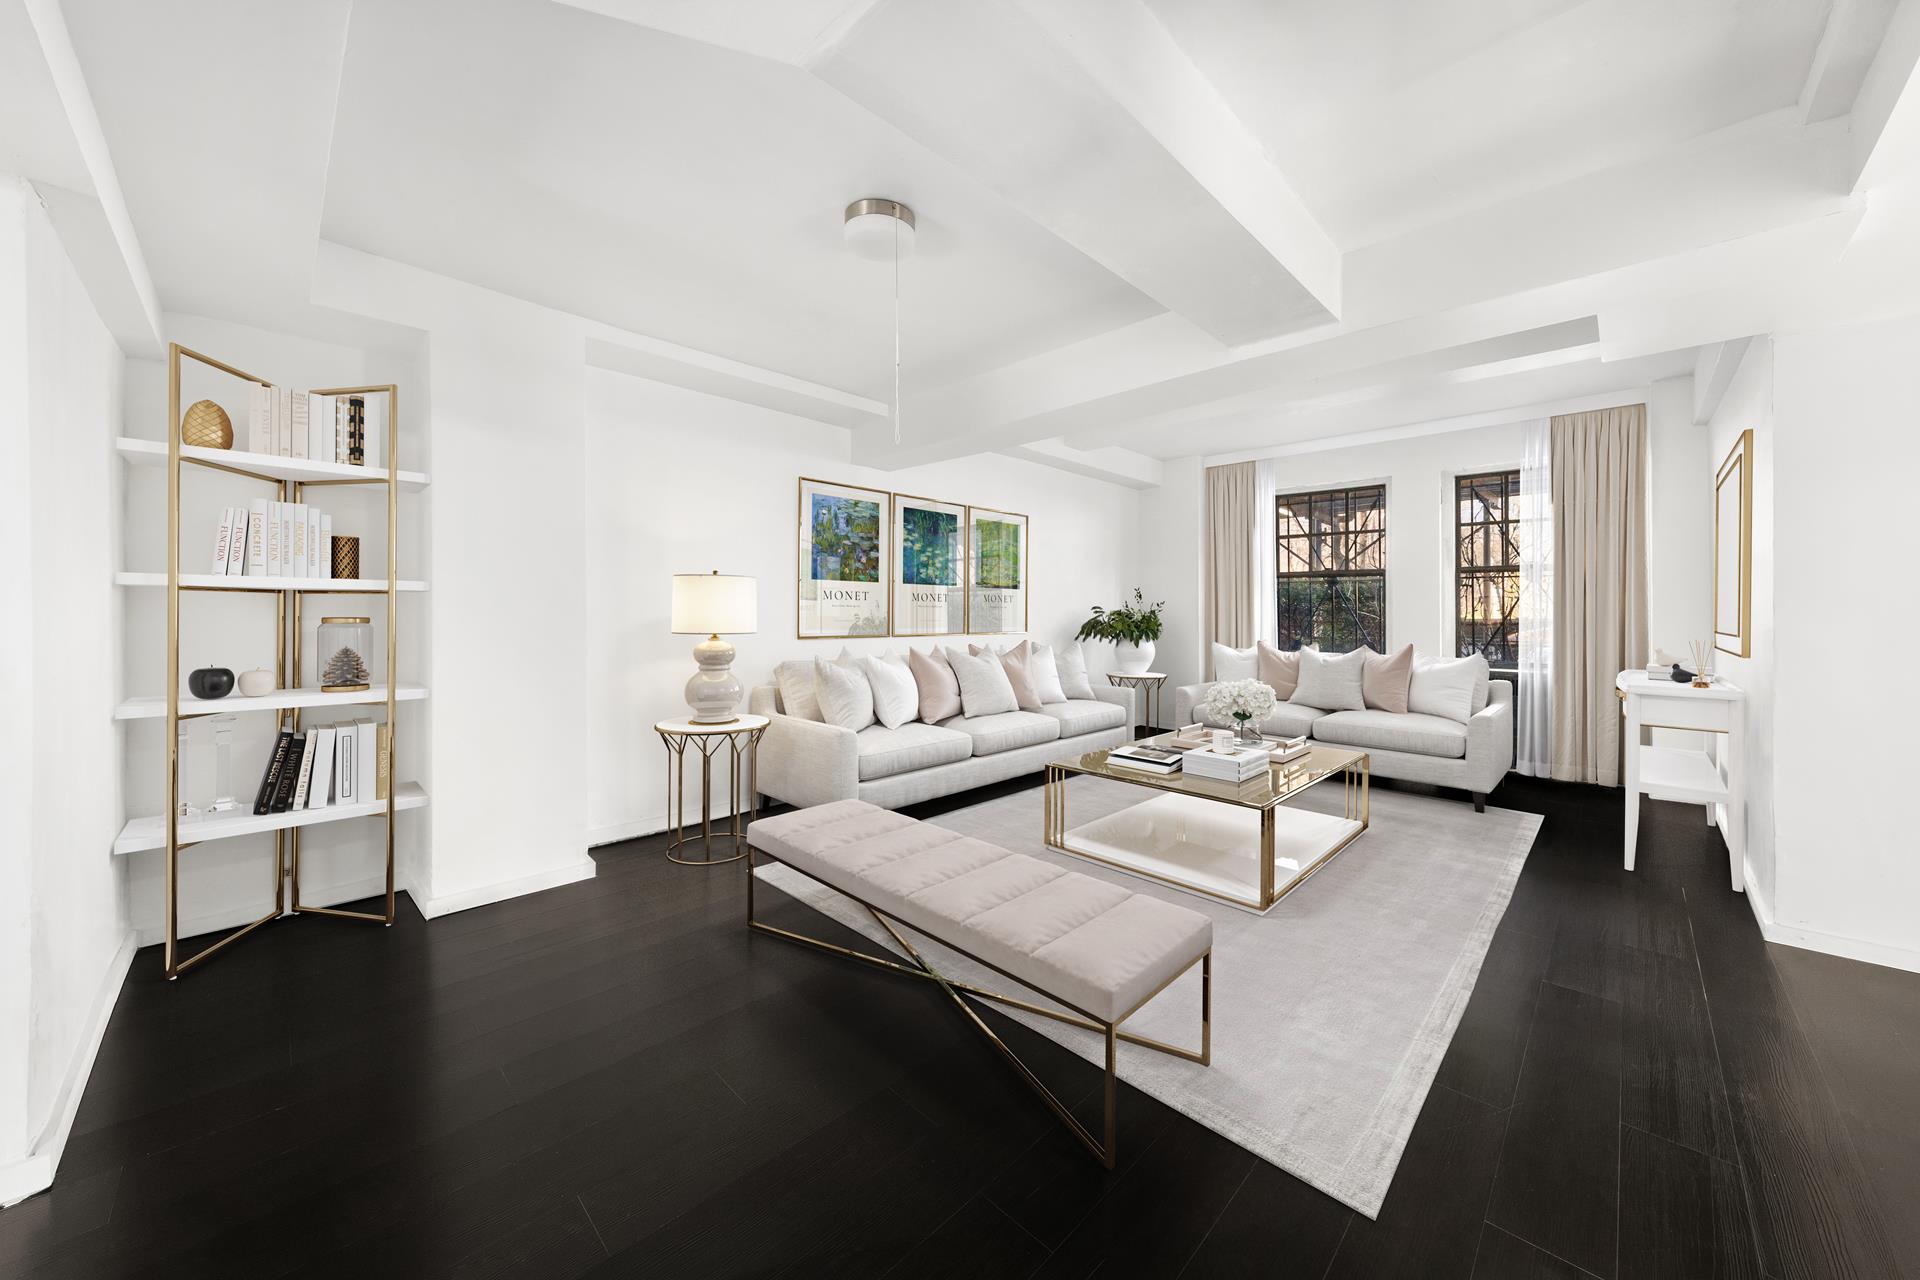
[210,714,237,811]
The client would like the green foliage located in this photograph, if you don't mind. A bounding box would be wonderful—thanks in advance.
[1075,588,1166,645]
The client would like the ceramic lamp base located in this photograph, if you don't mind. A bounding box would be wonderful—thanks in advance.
[685,635,742,723]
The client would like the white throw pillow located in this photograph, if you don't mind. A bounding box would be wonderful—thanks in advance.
[1408,654,1488,724]
[773,658,823,722]
[1289,648,1368,711]
[864,655,919,729]
[1211,642,1258,682]
[813,656,875,731]
[943,647,1018,718]
[1053,641,1097,701]
[1027,642,1069,704]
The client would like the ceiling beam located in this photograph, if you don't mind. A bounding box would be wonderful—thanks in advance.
[1850,0,1920,189]
[999,438,1164,489]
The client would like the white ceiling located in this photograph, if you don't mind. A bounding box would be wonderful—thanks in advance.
[1147,0,1840,247]
[25,0,1920,474]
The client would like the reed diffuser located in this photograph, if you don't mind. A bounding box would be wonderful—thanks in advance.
[1689,640,1713,688]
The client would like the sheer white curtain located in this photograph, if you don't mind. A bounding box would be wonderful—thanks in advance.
[1252,457,1278,646]
[1515,419,1553,777]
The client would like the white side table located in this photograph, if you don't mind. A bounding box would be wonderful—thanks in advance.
[1616,671,1745,891]
[654,714,770,866]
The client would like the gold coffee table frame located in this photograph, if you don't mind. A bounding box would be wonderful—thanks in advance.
[655,715,769,865]
[1046,740,1370,911]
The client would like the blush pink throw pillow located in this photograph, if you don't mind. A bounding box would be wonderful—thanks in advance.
[1255,641,1305,699]
[907,647,962,722]
[972,640,1043,710]
[1361,645,1414,713]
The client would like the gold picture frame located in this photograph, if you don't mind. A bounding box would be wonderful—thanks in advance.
[966,506,1029,635]
[797,477,891,639]
[1713,429,1754,657]
[891,492,968,637]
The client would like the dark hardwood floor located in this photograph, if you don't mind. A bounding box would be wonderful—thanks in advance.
[3,774,1915,1279]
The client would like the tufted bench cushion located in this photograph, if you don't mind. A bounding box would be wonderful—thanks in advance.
[747,799,1212,1023]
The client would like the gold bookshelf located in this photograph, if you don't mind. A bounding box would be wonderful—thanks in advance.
[152,343,415,978]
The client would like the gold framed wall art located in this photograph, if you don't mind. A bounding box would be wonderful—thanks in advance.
[966,506,1028,634]
[892,492,968,637]
[797,477,890,638]
[1713,429,1754,657]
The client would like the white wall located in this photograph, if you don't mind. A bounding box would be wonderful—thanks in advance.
[1,177,132,1203]
[583,369,1143,844]
[1769,315,1920,969]
[1134,455,1205,690]
[1704,339,1777,914]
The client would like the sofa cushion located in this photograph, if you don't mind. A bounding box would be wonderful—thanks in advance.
[1408,653,1489,723]
[1312,709,1468,759]
[1362,645,1414,713]
[938,709,1062,756]
[1213,641,1258,681]
[1291,648,1368,711]
[1034,698,1127,738]
[945,647,1019,718]
[1260,703,1328,738]
[1027,642,1068,704]
[1054,642,1097,701]
[1255,641,1307,699]
[854,722,974,780]
[907,647,962,722]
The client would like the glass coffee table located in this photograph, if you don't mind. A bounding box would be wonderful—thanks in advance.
[1044,738,1369,913]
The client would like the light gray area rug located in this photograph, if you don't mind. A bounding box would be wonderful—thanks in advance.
[754,778,1541,1218]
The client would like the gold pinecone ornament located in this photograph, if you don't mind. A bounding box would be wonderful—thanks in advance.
[321,646,371,692]
[181,399,234,449]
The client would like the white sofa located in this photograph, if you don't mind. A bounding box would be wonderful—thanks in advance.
[1173,676,1514,810]
[750,682,1134,810]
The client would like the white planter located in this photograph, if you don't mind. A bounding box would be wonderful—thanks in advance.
[1113,639,1156,674]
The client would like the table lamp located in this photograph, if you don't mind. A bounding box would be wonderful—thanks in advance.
[672,571,758,723]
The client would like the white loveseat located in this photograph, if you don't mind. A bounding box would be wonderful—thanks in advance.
[1173,668,1513,810]
[750,682,1134,810]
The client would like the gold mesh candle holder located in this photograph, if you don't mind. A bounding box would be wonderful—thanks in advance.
[181,399,234,449]
[331,535,360,580]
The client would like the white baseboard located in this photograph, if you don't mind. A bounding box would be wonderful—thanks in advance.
[132,872,393,948]
[587,814,666,848]
[0,932,136,1207]
[1741,857,1920,975]
[410,858,597,920]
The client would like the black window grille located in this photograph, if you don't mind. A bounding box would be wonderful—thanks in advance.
[1455,470,1521,666]
[1274,485,1386,652]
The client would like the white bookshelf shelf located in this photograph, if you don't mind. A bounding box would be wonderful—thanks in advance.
[116,436,430,490]
[114,782,428,855]
[115,683,428,721]
[115,572,428,593]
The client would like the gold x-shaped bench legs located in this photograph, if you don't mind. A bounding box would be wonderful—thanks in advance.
[745,845,1212,1168]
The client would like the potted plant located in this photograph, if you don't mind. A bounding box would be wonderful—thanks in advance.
[1076,589,1166,674]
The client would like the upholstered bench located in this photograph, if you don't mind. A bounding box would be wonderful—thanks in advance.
[745,799,1212,1167]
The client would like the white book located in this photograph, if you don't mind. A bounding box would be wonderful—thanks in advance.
[334,726,357,805]
[248,383,273,453]
[307,726,336,808]
[334,400,347,464]
[281,503,296,578]
[320,513,333,580]
[290,729,318,809]
[225,508,249,576]
[290,503,307,579]
[289,389,308,459]
[307,393,331,461]
[265,500,282,576]
[246,498,269,575]
[211,507,236,576]
[306,506,321,578]
[355,719,377,803]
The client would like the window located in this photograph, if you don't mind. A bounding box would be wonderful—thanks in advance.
[1275,485,1386,652]
[1455,470,1521,666]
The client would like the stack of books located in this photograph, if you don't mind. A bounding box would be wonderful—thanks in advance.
[1182,745,1271,783]
[252,719,389,815]
[245,385,384,466]
[1107,743,1185,775]
[209,500,335,579]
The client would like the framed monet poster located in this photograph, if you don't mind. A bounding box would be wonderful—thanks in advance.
[892,493,968,636]
[797,477,890,638]
[967,506,1028,634]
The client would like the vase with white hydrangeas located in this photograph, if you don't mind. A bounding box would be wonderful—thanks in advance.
[1200,678,1277,743]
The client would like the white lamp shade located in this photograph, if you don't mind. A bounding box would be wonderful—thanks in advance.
[671,573,757,635]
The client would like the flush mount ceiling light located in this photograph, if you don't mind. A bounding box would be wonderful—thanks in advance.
[844,198,915,445]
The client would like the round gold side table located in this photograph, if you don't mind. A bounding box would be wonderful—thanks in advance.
[654,714,770,865]
[1106,671,1169,737]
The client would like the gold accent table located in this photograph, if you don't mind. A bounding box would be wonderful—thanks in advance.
[655,715,770,866]
[1045,738,1369,912]
[1105,670,1169,734]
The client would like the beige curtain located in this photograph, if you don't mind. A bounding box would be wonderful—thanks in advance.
[1550,404,1648,786]
[1205,462,1258,668]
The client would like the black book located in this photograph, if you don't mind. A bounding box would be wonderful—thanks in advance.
[270,734,308,813]
[254,730,294,814]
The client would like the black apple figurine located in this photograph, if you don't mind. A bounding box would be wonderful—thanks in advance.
[188,666,235,700]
